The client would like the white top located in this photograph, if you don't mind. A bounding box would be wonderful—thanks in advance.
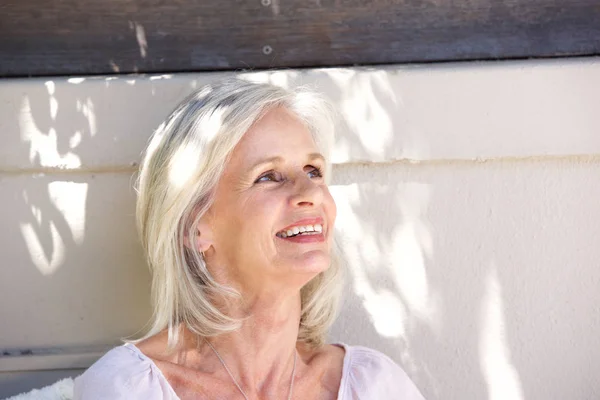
[74,343,425,399]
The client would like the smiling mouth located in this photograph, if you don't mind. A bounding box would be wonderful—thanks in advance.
[276,223,323,238]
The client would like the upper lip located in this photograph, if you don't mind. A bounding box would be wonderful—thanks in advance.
[277,217,325,234]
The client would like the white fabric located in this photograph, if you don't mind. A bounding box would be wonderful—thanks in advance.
[74,343,425,399]
[6,378,74,400]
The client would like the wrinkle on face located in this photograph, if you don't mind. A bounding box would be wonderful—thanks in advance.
[203,107,336,297]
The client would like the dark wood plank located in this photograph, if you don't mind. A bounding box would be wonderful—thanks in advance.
[1,0,599,77]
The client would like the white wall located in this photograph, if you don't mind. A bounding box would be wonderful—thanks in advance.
[1,58,600,399]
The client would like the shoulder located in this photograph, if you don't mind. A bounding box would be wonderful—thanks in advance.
[340,345,425,399]
[73,344,176,400]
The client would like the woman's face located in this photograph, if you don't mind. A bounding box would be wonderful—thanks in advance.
[203,106,336,292]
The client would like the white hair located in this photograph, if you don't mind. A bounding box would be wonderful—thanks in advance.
[134,78,342,349]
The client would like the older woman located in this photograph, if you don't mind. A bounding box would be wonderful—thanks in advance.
[74,79,424,399]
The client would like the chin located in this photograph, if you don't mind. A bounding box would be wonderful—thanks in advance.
[290,251,330,275]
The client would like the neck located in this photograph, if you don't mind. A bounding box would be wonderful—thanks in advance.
[202,290,302,397]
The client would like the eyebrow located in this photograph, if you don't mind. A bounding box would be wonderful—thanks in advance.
[307,153,326,163]
[248,153,326,173]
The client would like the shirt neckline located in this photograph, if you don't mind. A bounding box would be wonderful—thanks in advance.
[125,342,352,399]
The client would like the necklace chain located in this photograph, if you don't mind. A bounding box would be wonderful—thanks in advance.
[205,338,296,400]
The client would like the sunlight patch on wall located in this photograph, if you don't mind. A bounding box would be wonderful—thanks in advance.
[266,71,290,89]
[363,288,408,338]
[327,70,395,161]
[19,221,65,276]
[238,71,270,84]
[392,223,433,312]
[340,72,394,157]
[49,181,88,245]
[323,68,356,86]
[391,183,438,329]
[67,77,86,84]
[331,183,408,338]
[149,74,173,81]
[75,98,97,137]
[46,81,59,121]
[18,181,88,275]
[480,265,524,400]
[238,70,298,89]
[69,131,83,148]
[19,96,81,168]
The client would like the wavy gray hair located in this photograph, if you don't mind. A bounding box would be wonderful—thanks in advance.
[134,78,342,348]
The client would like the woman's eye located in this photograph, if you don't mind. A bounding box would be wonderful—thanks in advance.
[307,166,323,179]
[255,171,279,183]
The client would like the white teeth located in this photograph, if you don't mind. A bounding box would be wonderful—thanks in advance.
[277,223,324,238]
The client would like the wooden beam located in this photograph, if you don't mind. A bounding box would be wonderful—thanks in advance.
[1,0,599,77]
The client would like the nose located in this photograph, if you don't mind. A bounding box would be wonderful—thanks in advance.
[289,174,323,208]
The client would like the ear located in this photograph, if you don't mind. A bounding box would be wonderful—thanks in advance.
[184,218,214,254]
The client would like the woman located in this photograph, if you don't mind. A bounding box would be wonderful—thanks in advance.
[74,78,424,399]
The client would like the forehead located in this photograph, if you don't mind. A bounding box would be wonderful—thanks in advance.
[231,107,319,165]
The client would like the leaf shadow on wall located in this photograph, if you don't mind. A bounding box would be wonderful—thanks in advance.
[248,68,493,400]
[7,67,600,400]
[2,77,181,356]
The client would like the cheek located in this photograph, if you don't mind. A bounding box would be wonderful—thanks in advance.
[324,188,337,224]
[239,191,285,230]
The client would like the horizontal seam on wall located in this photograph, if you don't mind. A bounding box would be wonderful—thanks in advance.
[0,345,114,372]
[338,153,600,166]
[0,166,139,175]
[2,154,600,175]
